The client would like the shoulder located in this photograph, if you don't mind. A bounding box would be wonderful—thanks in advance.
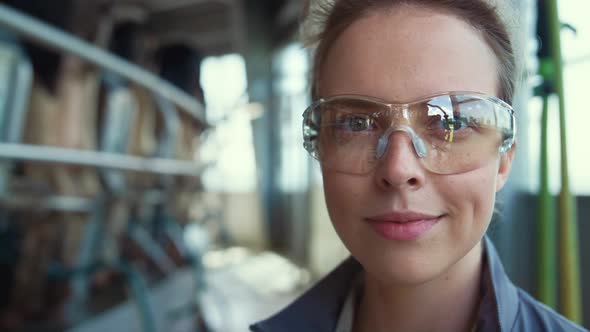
[482,237,587,332]
[512,288,588,332]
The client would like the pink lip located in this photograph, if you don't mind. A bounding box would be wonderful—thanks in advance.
[366,211,442,241]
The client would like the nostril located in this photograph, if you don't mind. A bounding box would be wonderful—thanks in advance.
[379,175,419,189]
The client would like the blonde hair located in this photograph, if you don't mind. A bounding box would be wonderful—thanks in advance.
[301,0,520,104]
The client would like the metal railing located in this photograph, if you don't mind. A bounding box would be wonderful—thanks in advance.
[0,3,207,126]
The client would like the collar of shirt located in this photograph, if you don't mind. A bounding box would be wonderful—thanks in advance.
[251,236,518,332]
[332,251,498,332]
[334,272,362,332]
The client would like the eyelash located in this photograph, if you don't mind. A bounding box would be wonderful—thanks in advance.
[334,114,378,132]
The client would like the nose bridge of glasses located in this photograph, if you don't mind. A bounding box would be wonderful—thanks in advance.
[376,125,427,160]
[373,104,410,132]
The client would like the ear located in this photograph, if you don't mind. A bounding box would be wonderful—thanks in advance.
[496,142,516,192]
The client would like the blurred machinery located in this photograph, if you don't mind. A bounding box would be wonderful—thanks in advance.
[0,0,312,331]
[0,1,221,331]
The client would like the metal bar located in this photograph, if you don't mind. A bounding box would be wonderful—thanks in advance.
[0,194,94,213]
[129,224,175,274]
[66,198,107,323]
[7,56,32,143]
[154,94,180,160]
[0,3,208,126]
[149,0,234,13]
[537,91,556,308]
[0,37,24,195]
[0,52,33,195]
[0,143,208,177]
[0,189,177,213]
[100,87,140,193]
[545,0,583,323]
[118,261,158,332]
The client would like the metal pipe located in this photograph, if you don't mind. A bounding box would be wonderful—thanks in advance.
[0,194,94,212]
[545,0,583,322]
[0,143,208,177]
[537,91,556,308]
[0,3,208,126]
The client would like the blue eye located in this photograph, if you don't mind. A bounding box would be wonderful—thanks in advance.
[442,117,469,130]
[424,114,476,143]
[427,114,470,131]
[337,114,375,132]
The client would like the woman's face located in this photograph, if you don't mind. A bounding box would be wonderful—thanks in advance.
[319,5,515,285]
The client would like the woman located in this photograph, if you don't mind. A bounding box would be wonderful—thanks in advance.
[251,0,587,331]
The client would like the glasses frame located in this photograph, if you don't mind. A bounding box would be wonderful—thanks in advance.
[302,91,516,174]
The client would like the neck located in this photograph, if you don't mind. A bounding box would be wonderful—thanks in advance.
[354,242,484,332]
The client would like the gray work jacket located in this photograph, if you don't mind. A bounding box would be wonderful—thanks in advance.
[250,237,587,332]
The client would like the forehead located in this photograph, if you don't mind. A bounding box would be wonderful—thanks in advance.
[318,5,499,102]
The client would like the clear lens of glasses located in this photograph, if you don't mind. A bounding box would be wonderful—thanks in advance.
[302,92,516,175]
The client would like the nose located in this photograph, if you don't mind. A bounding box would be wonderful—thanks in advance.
[374,130,426,191]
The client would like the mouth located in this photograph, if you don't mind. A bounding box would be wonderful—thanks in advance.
[365,211,443,241]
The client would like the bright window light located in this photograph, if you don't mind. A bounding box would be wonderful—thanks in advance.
[200,54,257,192]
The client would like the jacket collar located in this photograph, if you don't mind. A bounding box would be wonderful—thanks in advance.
[483,236,519,331]
[251,236,519,332]
[250,255,361,332]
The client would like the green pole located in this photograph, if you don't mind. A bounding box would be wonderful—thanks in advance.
[545,0,583,323]
[537,85,556,309]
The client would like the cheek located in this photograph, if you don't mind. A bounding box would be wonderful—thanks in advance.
[441,166,499,228]
[322,171,366,224]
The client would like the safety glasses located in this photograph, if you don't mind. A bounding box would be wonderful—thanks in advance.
[303,92,516,175]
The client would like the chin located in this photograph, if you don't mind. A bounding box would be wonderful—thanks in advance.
[358,249,450,286]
